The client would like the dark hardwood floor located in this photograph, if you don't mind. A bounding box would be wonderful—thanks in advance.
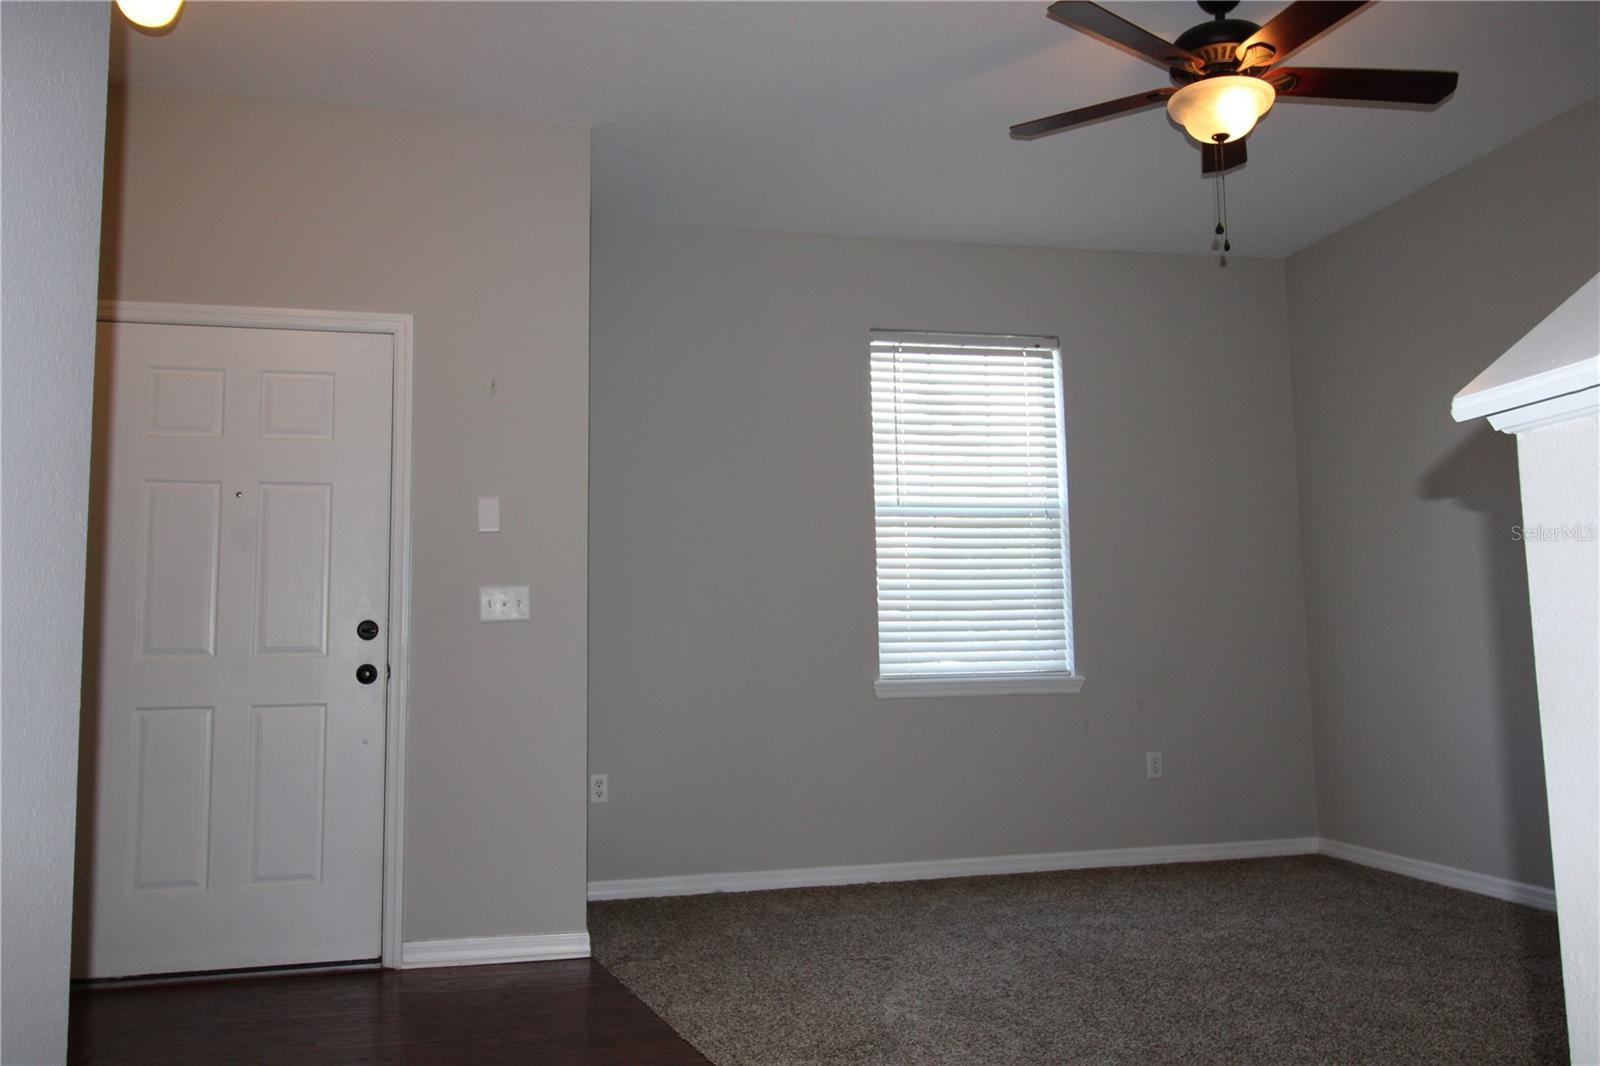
[69,959,710,1065]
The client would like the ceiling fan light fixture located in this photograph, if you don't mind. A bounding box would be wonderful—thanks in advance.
[115,0,184,29]
[1166,75,1276,144]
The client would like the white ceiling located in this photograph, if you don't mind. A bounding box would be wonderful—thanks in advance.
[113,1,1600,257]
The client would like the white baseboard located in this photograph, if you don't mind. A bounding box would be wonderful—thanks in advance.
[400,931,591,969]
[588,836,1322,901]
[1318,838,1556,911]
[589,838,1558,912]
[390,844,1548,969]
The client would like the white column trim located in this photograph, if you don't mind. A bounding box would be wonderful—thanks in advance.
[1486,384,1598,434]
[1452,274,1599,433]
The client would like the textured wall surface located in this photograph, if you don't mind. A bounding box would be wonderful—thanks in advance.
[1286,99,1600,887]
[1,4,110,1062]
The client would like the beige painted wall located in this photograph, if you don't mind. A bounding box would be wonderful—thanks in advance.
[589,219,1319,881]
[2,4,109,1060]
[1286,99,1600,887]
[96,87,591,941]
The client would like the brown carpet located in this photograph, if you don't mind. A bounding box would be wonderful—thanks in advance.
[589,855,1567,1065]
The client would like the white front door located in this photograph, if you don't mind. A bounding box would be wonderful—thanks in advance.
[78,320,393,978]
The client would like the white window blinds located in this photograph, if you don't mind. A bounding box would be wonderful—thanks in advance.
[870,332,1075,687]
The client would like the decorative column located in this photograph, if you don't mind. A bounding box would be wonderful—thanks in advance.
[1454,275,1598,1065]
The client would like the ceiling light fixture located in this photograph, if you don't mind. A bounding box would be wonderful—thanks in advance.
[1166,76,1276,146]
[116,0,184,30]
[1010,1,1461,262]
[1165,74,1275,263]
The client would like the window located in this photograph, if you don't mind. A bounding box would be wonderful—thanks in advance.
[870,331,1080,697]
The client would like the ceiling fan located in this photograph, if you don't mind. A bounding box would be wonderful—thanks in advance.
[1010,0,1459,177]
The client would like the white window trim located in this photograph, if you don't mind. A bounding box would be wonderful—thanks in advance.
[875,673,1086,699]
[869,329,1083,699]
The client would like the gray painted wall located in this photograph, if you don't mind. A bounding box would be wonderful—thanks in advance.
[97,88,591,942]
[589,220,1319,881]
[1,4,109,1061]
[1286,99,1600,888]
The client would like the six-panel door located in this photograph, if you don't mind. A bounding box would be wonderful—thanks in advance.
[79,321,393,978]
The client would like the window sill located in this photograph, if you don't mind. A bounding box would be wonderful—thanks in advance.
[873,674,1085,699]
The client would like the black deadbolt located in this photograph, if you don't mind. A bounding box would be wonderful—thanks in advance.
[357,619,380,641]
[356,663,378,685]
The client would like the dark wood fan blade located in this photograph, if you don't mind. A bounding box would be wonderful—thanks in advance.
[1268,67,1459,105]
[1047,2,1200,70]
[1235,1,1369,68]
[1010,88,1175,140]
[1201,138,1247,176]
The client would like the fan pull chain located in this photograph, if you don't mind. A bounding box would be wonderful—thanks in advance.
[1220,171,1230,254]
[1213,144,1224,237]
[1212,135,1231,264]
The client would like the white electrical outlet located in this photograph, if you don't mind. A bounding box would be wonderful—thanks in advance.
[478,585,530,622]
[1146,751,1163,780]
[590,774,608,804]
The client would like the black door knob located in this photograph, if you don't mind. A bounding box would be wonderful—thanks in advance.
[356,664,378,685]
[357,619,380,641]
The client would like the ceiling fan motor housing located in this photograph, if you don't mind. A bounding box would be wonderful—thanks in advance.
[1173,16,1264,82]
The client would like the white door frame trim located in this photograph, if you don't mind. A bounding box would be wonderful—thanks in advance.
[96,300,415,969]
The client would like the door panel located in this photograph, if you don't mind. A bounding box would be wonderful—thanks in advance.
[254,483,332,656]
[248,703,327,885]
[138,481,221,657]
[79,321,392,978]
[132,706,213,891]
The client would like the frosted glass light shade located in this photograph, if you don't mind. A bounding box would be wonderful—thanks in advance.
[116,0,184,29]
[1166,76,1276,144]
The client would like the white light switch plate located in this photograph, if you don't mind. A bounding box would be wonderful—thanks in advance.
[477,496,501,533]
[479,585,530,622]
